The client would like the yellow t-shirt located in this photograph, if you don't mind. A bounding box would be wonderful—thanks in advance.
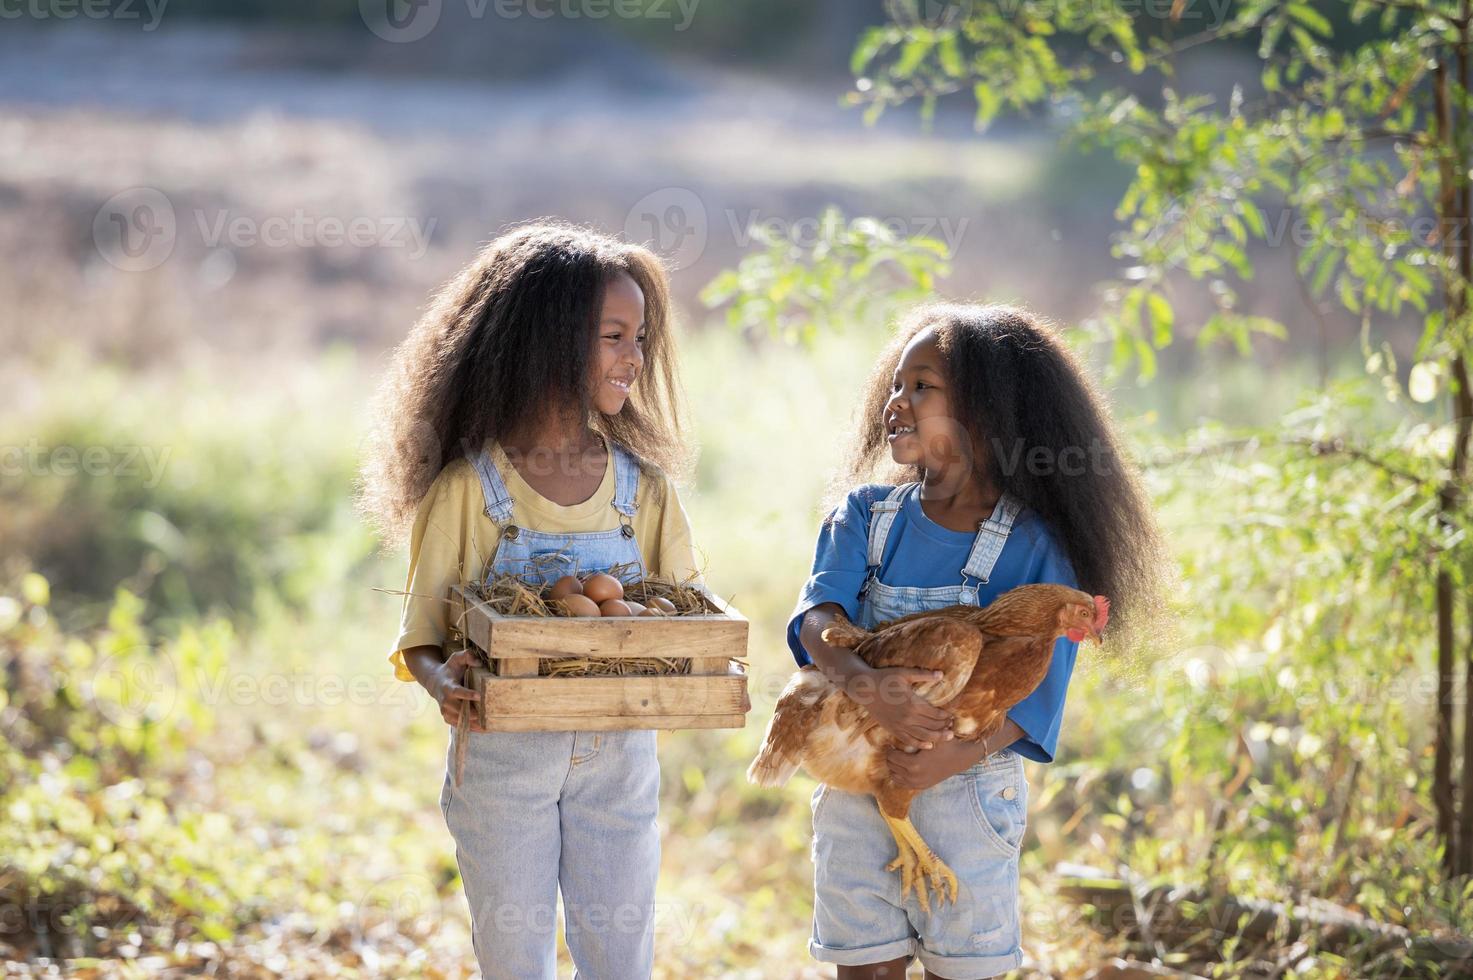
[388,442,701,681]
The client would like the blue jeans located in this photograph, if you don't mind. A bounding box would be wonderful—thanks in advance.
[441,728,661,979]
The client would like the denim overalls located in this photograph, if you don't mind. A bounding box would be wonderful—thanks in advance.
[439,438,660,980]
[808,483,1031,979]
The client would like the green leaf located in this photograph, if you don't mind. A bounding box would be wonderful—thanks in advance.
[974,82,1002,131]
[1288,3,1334,37]
[851,27,889,76]
[938,34,964,77]
[894,37,932,78]
[1147,292,1175,347]
[1260,15,1287,58]
[1239,199,1267,239]
[1310,247,1340,295]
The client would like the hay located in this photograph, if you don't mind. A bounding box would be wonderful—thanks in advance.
[467,568,725,676]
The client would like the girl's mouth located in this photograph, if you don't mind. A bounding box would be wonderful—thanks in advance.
[607,376,634,394]
[887,424,916,442]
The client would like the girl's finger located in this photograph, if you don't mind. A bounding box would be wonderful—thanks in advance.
[905,730,936,750]
[892,732,922,751]
[442,685,480,702]
[907,710,952,731]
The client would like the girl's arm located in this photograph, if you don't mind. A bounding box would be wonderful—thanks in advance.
[798,602,875,687]
[885,718,1024,790]
[800,602,955,751]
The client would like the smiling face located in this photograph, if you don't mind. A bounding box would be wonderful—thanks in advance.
[591,271,647,416]
[883,327,968,477]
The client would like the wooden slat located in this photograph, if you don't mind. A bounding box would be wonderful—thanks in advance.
[466,665,748,731]
[452,584,748,664]
[480,670,747,718]
[476,713,748,732]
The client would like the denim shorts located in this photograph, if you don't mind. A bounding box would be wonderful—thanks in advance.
[808,747,1028,978]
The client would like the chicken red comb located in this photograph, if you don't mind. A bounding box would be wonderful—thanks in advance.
[1092,595,1111,632]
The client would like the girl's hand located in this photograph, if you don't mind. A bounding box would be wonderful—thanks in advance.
[426,648,484,731]
[846,666,954,751]
[885,737,981,790]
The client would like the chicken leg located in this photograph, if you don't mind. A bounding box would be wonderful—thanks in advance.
[879,811,958,912]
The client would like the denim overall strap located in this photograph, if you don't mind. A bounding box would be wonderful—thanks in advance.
[957,491,1022,604]
[609,440,641,524]
[467,438,640,531]
[865,484,913,568]
[467,443,516,525]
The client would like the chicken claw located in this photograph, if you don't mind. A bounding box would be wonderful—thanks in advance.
[882,815,958,912]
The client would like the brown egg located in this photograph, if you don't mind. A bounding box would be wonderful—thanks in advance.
[598,599,633,617]
[559,594,601,617]
[649,597,677,614]
[638,607,665,617]
[623,601,647,617]
[548,575,584,601]
[582,573,624,604]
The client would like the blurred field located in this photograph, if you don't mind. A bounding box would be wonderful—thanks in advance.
[3,13,1470,980]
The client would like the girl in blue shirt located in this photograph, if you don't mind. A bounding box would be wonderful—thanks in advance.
[787,303,1164,980]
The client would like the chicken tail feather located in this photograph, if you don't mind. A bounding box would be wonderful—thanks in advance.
[746,667,830,787]
[746,746,800,787]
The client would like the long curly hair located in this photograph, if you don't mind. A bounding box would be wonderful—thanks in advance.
[358,220,690,543]
[834,303,1168,642]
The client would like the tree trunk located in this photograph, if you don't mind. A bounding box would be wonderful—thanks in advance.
[1454,7,1473,879]
[1431,59,1460,879]
[1437,11,1473,872]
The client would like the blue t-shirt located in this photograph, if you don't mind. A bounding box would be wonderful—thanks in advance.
[786,483,1081,763]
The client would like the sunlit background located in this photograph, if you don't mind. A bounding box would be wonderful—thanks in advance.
[3,1,1471,977]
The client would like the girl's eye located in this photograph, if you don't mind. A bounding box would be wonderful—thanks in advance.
[636,334,648,345]
[914,381,930,390]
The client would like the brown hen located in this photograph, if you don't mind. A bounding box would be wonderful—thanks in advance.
[748,583,1109,910]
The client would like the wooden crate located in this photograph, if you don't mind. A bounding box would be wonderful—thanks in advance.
[450,583,749,732]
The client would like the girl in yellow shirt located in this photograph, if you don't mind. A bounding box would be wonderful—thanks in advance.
[359,221,699,979]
